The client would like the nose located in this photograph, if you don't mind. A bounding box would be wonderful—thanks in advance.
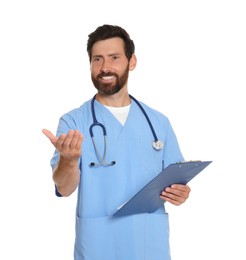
[100,59,111,73]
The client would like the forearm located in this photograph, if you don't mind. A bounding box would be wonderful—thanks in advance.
[53,156,80,197]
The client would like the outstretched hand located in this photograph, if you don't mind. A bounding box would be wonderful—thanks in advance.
[42,129,84,161]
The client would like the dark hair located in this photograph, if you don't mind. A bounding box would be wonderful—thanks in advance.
[87,24,135,62]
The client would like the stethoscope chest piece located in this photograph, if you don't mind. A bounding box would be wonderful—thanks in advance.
[152,140,164,150]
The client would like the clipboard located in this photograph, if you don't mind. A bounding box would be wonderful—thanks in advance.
[113,160,212,217]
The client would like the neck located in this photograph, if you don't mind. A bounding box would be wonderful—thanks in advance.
[96,89,131,107]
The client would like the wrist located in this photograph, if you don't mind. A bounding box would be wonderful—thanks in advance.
[58,155,79,167]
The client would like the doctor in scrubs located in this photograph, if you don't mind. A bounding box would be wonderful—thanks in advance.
[43,24,191,260]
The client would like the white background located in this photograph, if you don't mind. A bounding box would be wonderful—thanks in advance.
[0,0,245,259]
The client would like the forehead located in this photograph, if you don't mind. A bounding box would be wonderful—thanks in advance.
[91,37,125,56]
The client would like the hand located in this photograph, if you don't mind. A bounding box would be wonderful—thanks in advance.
[160,184,191,206]
[42,129,84,161]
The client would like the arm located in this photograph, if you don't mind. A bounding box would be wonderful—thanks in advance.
[42,128,84,197]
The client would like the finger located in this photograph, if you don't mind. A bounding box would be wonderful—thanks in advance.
[165,187,184,197]
[171,184,191,193]
[168,186,190,200]
[160,191,185,205]
[160,194,183,206]
[59,130,81,151]
[56,131,76,150]
[76,133,84,149]
[161,190,178,200]
[166,185,190,199]
[161,186,188,202]
[70,130,83,149]
[42,129,58,144]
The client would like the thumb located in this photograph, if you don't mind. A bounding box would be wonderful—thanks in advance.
[42,129,58,144]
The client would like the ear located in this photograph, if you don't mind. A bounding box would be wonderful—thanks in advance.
[129,54,137,71]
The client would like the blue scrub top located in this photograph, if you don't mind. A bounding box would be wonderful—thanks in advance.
[50,97,184,260]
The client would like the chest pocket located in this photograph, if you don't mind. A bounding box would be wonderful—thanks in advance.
[115,134,164,180]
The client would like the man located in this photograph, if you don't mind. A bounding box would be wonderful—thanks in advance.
[43,24,191,260]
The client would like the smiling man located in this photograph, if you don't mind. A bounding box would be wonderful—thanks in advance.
[43,24,191,260]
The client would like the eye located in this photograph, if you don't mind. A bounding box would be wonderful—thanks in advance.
[112,55,120,60]
[92,56,103,62]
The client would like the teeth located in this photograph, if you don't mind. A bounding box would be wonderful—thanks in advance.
[102,76,114,80]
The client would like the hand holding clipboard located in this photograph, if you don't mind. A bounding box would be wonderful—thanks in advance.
[113,160,212,217]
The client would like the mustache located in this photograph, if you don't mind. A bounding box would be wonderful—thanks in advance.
[97,72,118,78]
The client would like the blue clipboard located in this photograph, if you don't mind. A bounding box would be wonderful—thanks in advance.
[113,160,212,217]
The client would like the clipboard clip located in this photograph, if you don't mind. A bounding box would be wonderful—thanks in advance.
[176,160,201,164]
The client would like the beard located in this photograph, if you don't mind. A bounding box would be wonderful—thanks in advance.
[91,65,129,96]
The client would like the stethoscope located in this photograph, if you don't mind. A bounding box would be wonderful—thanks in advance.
[89,95,164,167]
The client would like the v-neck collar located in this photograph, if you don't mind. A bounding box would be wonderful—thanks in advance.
[93,99,139,139]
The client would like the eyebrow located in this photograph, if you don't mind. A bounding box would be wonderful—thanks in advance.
[92,52,123,59]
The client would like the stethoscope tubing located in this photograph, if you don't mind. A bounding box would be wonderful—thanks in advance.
[89,94,163,167]
[129,95,158,143]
